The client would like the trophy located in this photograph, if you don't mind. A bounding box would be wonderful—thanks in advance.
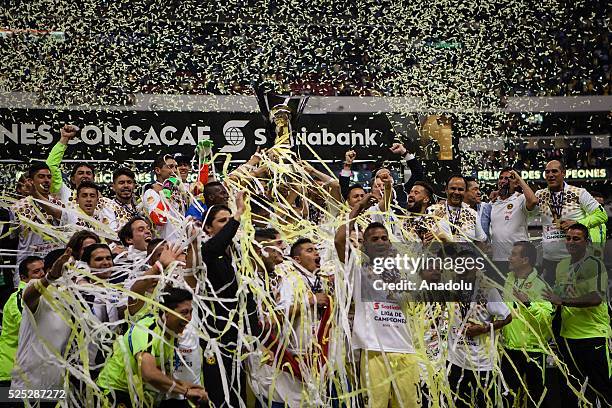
[254,85,309,150]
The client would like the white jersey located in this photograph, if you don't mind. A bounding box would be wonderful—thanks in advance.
[11,196,63,280]
[166,319,203,401]
[11,281,72,390]
[277,268,322,356]
[114,245,149,285]
[447,281,510,371]
[276,267,327,406]
[348,253,414,353]
[59,201,115,230]
[426,202,486,243]
[535,183,600,261]
[247,268,300,406]
[489,193,533,261]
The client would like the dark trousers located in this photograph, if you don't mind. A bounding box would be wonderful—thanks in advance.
[448,363,495,408]
[558,337,611,407]
[501,349,547,408]
[540,258,559,287]
[202,352,245,408]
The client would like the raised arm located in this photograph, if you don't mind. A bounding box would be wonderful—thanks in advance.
[335,193,378,264]
[339,150,356,200]
[302,161,342,203]
[510,170,537,210]
[30,183,62,220]
[23,248,72,313]
[375,169,393,213]
[201,191,245,256]
[46,125,78,195]
[389,143,424,194]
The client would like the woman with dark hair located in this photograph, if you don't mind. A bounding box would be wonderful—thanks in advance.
[66,230,101,260]
[200,192,253,408]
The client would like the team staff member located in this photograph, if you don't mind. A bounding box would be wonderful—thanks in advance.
[488,168,538,279]
[502,241,554,408]
[543,223,611,407]
[426,175,487,243]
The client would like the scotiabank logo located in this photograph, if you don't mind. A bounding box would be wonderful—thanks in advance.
[293,127,379,147]
[220,120,249,153]
[373,302,379,310]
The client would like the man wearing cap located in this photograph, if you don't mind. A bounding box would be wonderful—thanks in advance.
[174,153,192,185]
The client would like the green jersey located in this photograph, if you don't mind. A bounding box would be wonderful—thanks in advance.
[502,269,554,352]
[555,255,610,339]
[96,314,177,406]
[0,282,26,381]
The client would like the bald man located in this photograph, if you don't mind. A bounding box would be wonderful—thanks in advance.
[534,160,607,284]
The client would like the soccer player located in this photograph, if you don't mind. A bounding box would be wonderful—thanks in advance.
[335,194,420,408]
[31,180,115,230]
[11,162,63,276]
[543,223,611,406]
[108,167,139,230]
[97,287,208,407]
[10,248,73,395]
[142,155,183,241]
[446,249,512,408]
[0,256,44,387]
[116,216,153,267]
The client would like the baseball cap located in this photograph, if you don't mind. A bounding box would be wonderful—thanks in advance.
[174,153,191,164]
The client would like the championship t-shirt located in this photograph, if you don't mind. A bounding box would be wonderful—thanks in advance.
[59,202,115,230]
[554,255,609,339]
[535,184,601,261]
[348,253,414,353]
[489,193,533,261]
[447,280,510,371]
[11,196,63,277]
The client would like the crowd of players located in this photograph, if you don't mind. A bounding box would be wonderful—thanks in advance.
[0,124,610,408]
